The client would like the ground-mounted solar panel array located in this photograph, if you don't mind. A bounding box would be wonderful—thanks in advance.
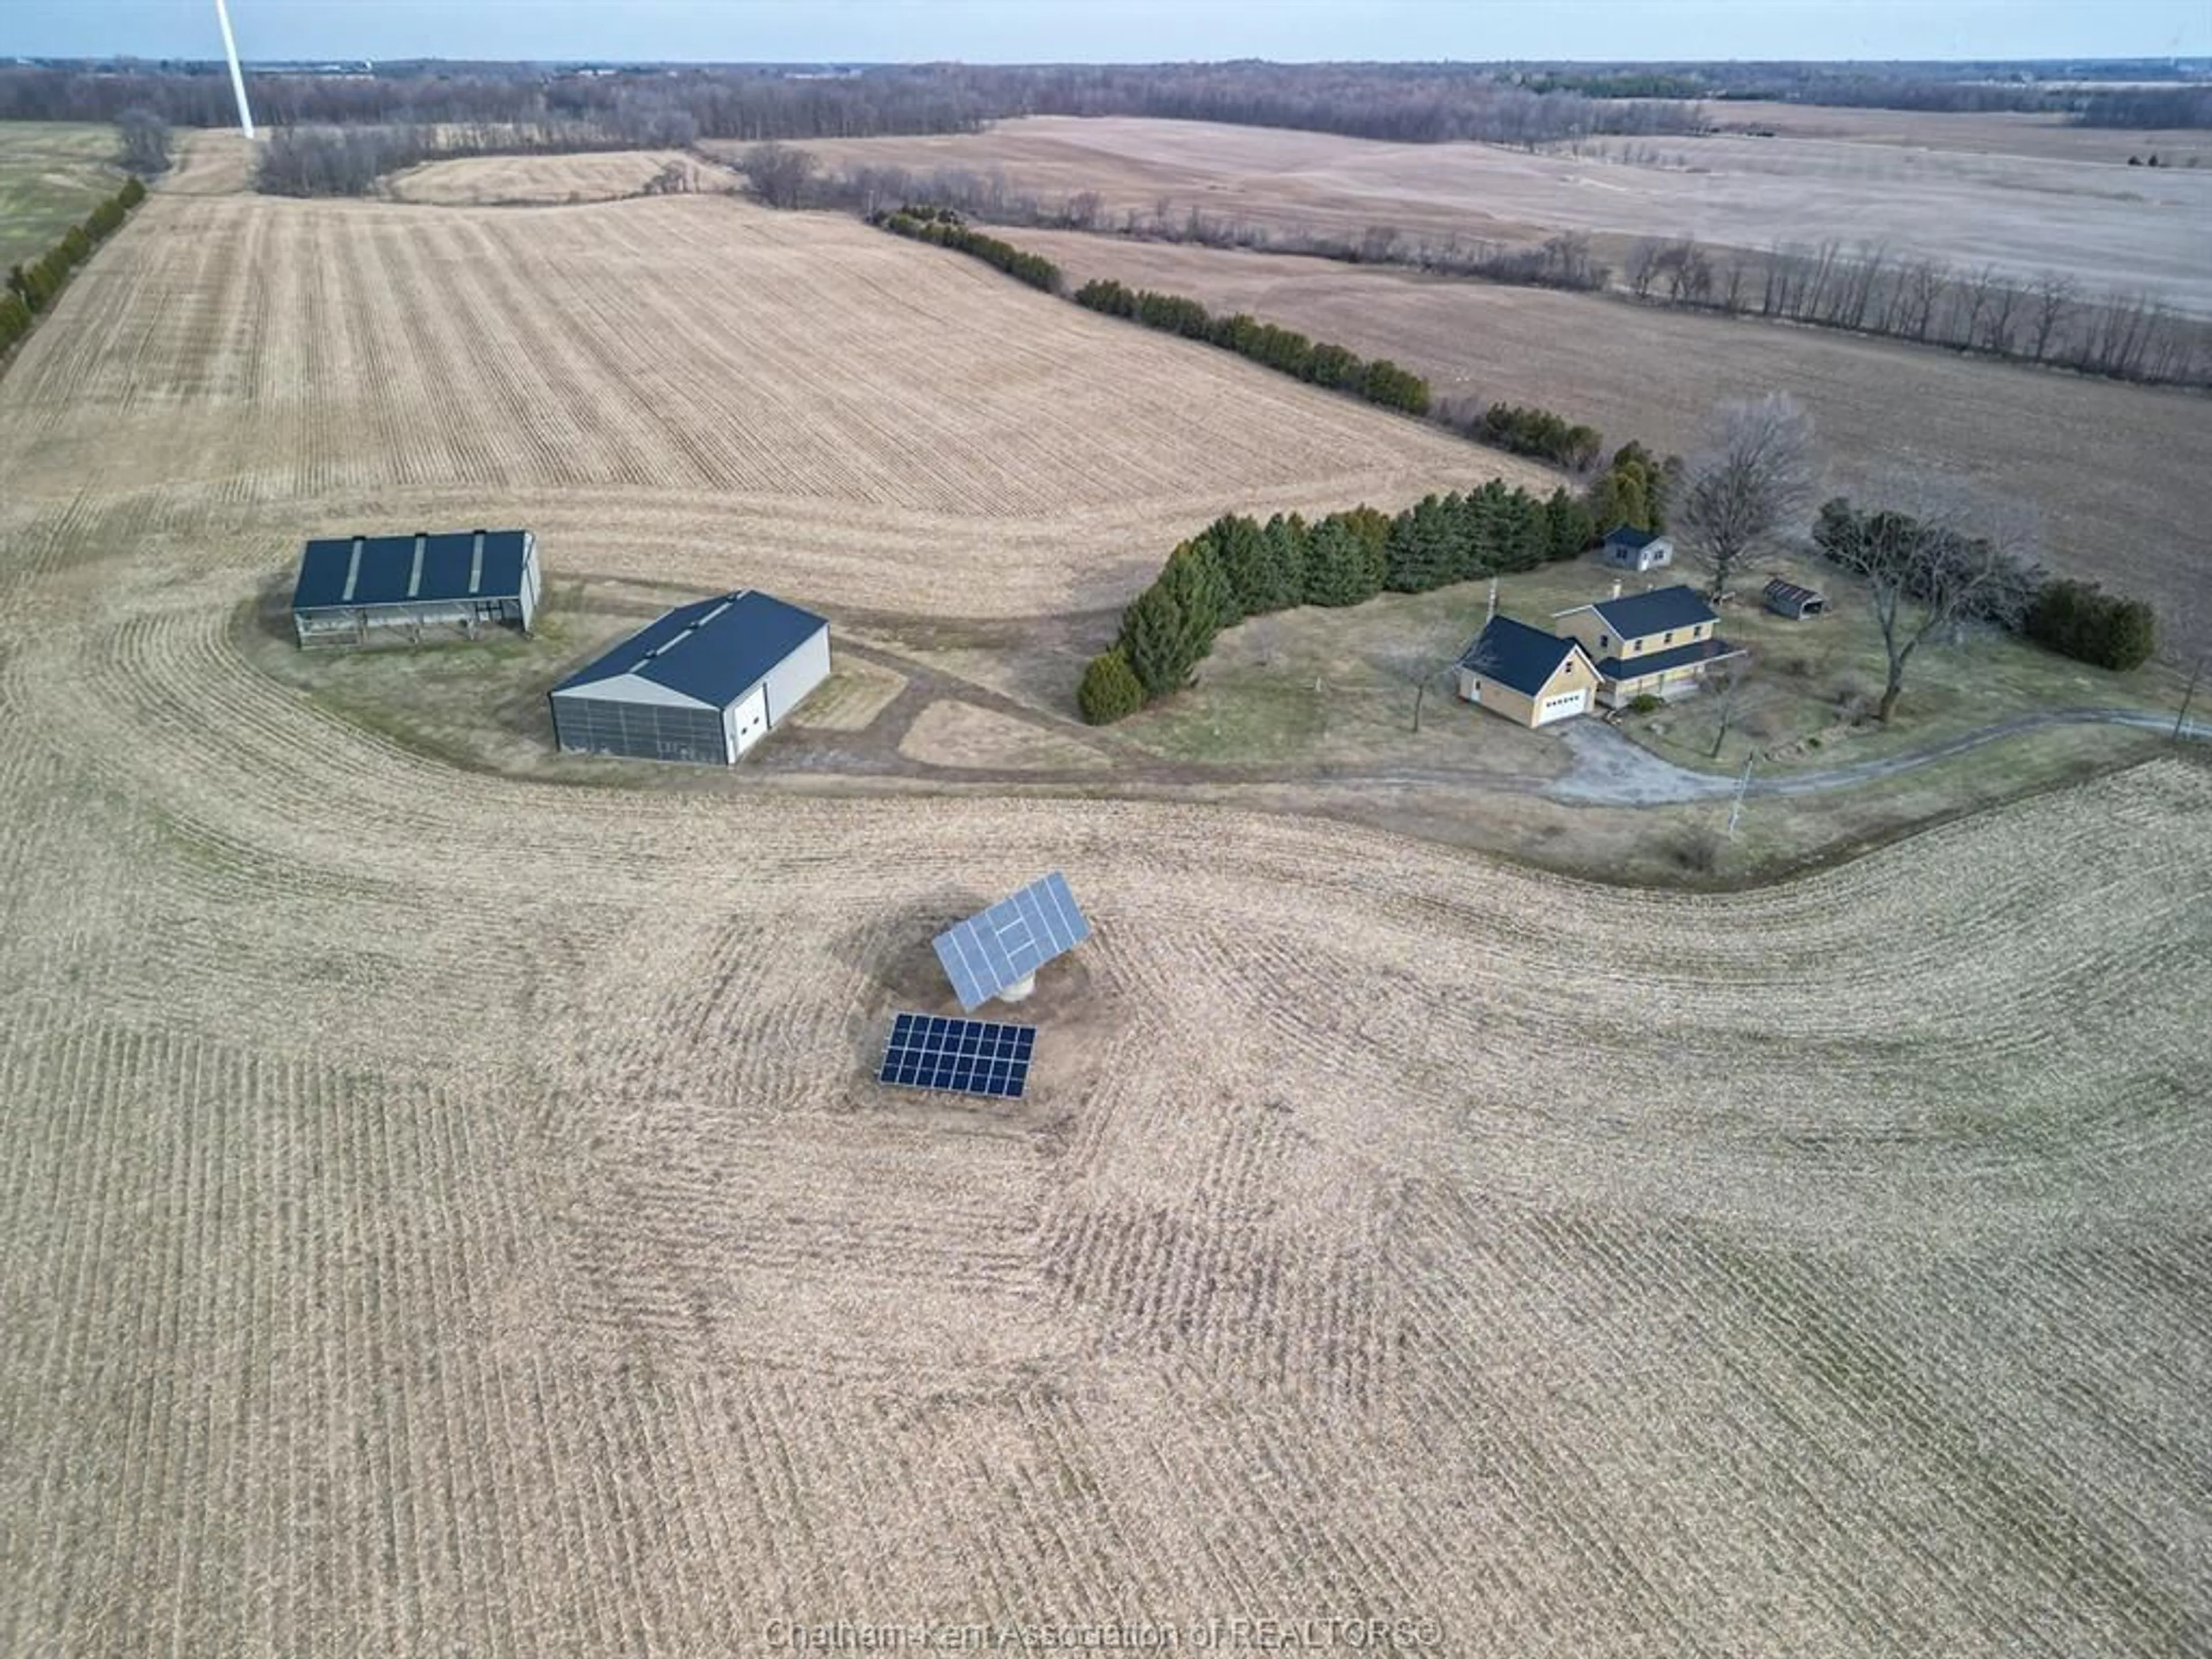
[877,1012,1037,1099]
[932,870,1092,1011]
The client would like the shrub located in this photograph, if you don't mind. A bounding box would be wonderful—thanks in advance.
[1077,648,1146,725]
[1672,823,1724,873]
[878,211,1061,292]
[1629,692,1663,715]
[1073,274,1428,416]
[2024,579,2157,672]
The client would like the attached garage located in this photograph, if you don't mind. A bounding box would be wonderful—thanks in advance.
[550,590,830,765]
[1455,615,1599,729]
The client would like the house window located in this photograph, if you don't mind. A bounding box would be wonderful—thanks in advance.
[1598,634,1609,649]
[1664,631,1674,644]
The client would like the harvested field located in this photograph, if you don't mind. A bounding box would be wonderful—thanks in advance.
[386,148,718,204]
[0,185,1547,616]
[1013,231,2212,660]
[789,114,2212,314]
[1,148,2209,1658]
[1703,101,2212,166]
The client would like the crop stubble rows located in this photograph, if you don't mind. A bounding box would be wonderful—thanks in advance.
[0,161,2205,1656]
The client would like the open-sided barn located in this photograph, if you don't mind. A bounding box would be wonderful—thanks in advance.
[291,528,540,647]
[548,590,830,765]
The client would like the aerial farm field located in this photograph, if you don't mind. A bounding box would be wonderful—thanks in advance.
[0,138,2207,1658]
[383,147,718,204]
[0,120,125,266]
[789,111,2212,311]
[1007,230,2212,657]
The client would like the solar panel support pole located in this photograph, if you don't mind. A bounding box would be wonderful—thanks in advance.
[998,973,1037,1004]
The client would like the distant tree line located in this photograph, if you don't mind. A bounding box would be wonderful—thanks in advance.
[1620,235,2210,389]
[5,59,2205,139]
[1,174,147,358]
[0,64,991,139]
[1080,484,1600,720]
[1071,277,1431,415]
[873,206,1062,293]
[2075,86,2212,128]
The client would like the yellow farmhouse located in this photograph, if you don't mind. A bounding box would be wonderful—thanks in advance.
[1551,584,1747,709]
[1455,615,1603,728]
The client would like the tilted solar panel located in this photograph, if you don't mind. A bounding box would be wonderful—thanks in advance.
[932,870,1092,1011]
[877,1012,1037,1100]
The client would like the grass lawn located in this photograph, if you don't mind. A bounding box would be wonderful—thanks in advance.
[1116,584,1570,779]
[1116,551,2186,779]
[1604,553,2187,774]
[243,585,639,774]
[0,123,124,270]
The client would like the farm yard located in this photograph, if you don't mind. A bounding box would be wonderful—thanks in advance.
[0,132,2209,1659]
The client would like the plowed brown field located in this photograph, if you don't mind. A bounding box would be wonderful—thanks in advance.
[1,146,2207,1658]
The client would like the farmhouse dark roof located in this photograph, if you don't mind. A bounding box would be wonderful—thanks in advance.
[553,590,827,709]
[1765,577,1825,608]
[1603,525,1660,550]
[292,529,531,611]
[1456,615,1588,698]
[1597,637,1748,682]
[1566,584,1718,641]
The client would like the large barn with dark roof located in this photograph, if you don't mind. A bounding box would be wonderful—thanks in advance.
[548,590,831,765]
[290,528,540,648]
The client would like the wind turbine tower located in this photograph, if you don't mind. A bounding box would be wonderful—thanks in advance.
[214,0,258,140]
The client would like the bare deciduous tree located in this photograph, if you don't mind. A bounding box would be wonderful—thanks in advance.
[1677,392,1824,604]
[2029,271,2077,362]
[1626,238,1665,300]
[116,107,171,176]
[1812,482,2043,724]
[738,141,818,209]
[1702,661,1769,759]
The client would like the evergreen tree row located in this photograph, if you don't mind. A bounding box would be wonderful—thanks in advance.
[2024,579,2158,672]
[872,206,1062,293]
[1449,401,1605,471]
[1071,276,1431,417]
[1,175,148,357]
[1079,484,1597,723]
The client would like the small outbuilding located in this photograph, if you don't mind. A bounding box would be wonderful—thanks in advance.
[1455,615,1600,727]
[1600,525,1674,573]
[291,528,540,647]
[1763,577,1828,620]
[549,590,830,765]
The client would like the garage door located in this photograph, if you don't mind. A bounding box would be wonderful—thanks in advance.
[1534,687,1589,725]
[728,684,770,756]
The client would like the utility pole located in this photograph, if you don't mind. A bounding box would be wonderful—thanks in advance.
[2176,658,2202,744]
[1726,751,1755,838]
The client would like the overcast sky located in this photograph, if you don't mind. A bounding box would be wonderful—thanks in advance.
[5,1,2207,65]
